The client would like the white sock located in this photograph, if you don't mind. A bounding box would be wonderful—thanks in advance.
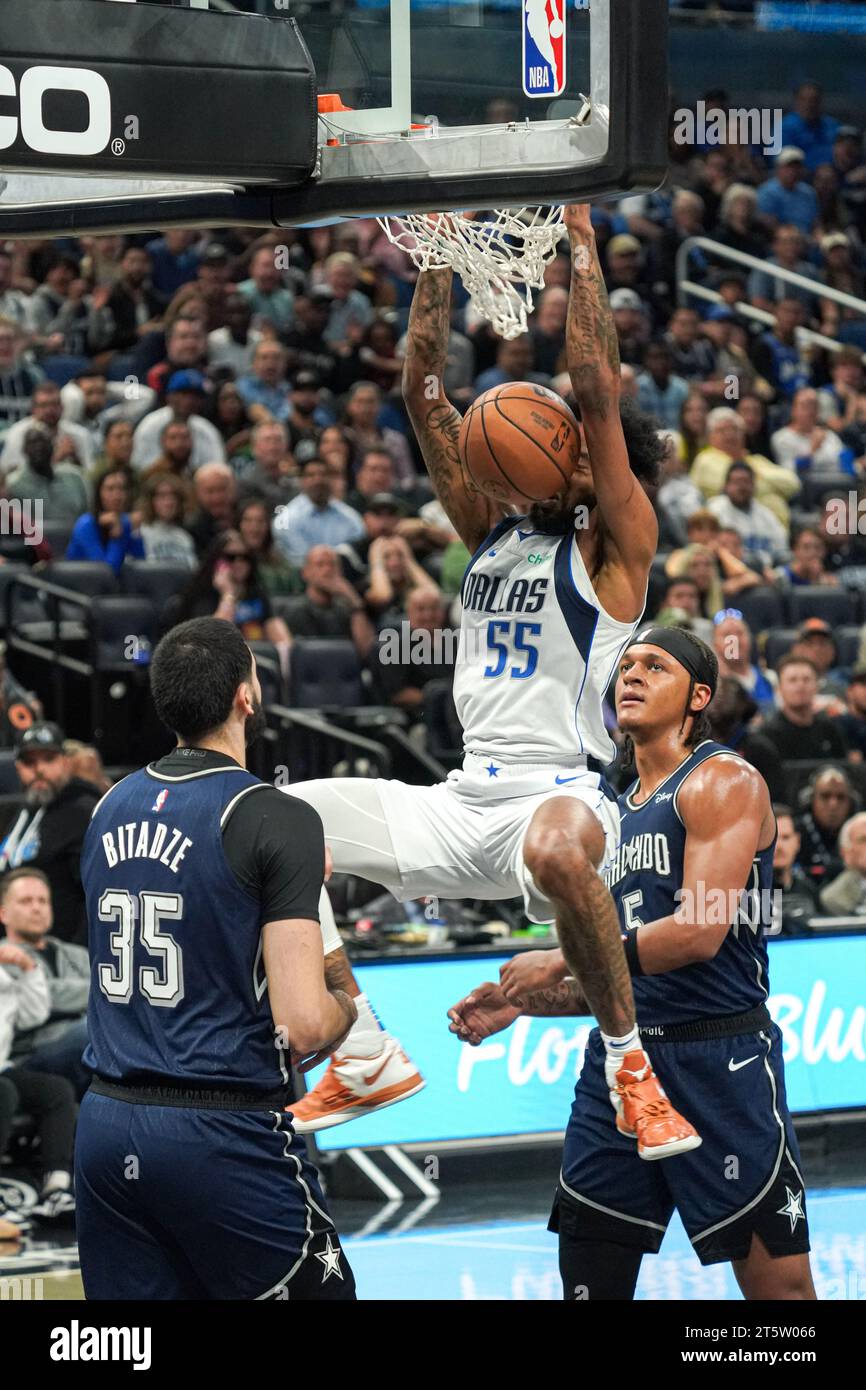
[42,1170,71,1194]
[600,1027,643,1065]
[340,993,386,1059]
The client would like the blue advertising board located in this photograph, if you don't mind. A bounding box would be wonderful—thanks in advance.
[314,934,866,1150]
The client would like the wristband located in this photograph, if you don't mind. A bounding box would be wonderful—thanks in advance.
[623,930,644,977]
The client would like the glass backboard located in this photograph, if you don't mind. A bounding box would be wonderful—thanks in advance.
[0,0,668,236]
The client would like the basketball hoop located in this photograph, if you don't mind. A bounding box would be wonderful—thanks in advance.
[377,207,566,339]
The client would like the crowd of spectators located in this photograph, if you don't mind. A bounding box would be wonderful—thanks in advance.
[1,81,866,931]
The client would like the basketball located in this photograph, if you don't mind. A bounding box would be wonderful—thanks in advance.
[457,383,581,505]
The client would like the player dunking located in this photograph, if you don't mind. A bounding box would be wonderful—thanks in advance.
[449,628,816,1299]
[287,204,698,1158]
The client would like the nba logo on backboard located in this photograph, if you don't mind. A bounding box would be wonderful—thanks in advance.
[522,0,566,99]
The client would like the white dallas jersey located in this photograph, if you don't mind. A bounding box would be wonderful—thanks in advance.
[453,516,642,765]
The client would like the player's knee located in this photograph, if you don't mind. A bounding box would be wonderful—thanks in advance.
[524,825,593,899]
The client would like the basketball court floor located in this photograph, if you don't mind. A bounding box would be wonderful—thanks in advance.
[2,1142,863,1301]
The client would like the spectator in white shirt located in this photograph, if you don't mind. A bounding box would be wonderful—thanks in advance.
[772,387,846,475]
[0,380,94,477]
[60,370,155,458]
[0,249,30,332]
[131,370,225,473]
[207,293,261,376]
[707,460,790,569]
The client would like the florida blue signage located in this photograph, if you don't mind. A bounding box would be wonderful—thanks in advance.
[314,934,866,1151]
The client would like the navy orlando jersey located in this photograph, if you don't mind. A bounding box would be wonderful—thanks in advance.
[81,762,287,1093]
[605,739,775,1025]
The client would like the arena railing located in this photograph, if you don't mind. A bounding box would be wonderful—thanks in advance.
[675,235,866,361]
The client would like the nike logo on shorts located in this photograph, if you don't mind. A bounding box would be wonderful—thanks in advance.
[555,775,578,785]
[728,1054,759,1072]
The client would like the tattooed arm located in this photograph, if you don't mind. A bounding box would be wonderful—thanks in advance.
[403,265,501,551]
[564,203,658,605]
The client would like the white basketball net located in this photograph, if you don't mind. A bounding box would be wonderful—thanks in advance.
[377,207,566,339]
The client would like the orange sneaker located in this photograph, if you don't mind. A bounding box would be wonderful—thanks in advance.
[288,1035,425,1134]
[613,1050,702,1161]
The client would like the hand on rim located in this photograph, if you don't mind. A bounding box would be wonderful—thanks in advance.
[563,203,593,235]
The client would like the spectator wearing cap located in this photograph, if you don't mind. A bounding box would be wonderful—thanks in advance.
[713,610,778,711]
[705,459,789,570]
[273,455,365,567]
[763,658,849,767]
[0,723,102,947]
[321,252,373,352]
[237,245,295,336]
[605,233,642,291]
[2,867,90,1096]
[664,309,716,382]
[635,341,689,431]
[772,389,846,476]
[87,245,164,355]
[138,473,197,570]
[779,532,840,595]
[818,813,866,916]
[756,149,819,236]
[131,369,225,473]
[207,293,262,377]
[236,339,292,425]
[608,288,650,367]
[700,306,768,402]
[747,225,823,318]
[282,287,339,387]
[820,232,865,303]
[337,491,406,587]
[5,424,89,524]
[0,379,94,477]
[66,467,144,576]
[280,545,375,659]
[169,243,234,334]
[832,666,866,761]
[780,82,839,172]
[752,299,813,402]
[286,371,329,452]
[692,407,800,529]
[236,420,299,512]
[186,461,237,557]
[144,230,201,299]
[772,805,820,931]
[793,616,849,695]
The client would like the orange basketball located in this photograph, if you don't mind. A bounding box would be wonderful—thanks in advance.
[457,382,580,505]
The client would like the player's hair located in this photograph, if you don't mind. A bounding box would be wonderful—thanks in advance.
[150,617,254,743]
[616,395,667,486]
[0,866,50,905]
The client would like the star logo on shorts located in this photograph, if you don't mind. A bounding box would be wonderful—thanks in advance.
[776,1186,805,1234]
[485,763,500,778]
[314,1233,344,1283]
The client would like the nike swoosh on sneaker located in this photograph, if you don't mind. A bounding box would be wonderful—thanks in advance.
[362,1056,391,1087]
[728,1055,759,1071]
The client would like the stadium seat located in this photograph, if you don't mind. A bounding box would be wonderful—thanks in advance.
[289,639,364,709]
[247,640,285,707]
[796,474,855,509]
[0,563,30,634]
[786,586,859,629]
[42,561,118,622]
[737,586,787,634]
[90,596,158,670]
[0,750,22,794]
[764,628,799,670]
[40,519,76,558]
[122,560,193,615]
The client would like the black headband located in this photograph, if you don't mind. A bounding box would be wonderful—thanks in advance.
[630,625,718,696]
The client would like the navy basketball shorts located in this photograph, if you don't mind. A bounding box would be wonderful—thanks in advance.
[549,1014,810,1278]
[75,1089,356,1300]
